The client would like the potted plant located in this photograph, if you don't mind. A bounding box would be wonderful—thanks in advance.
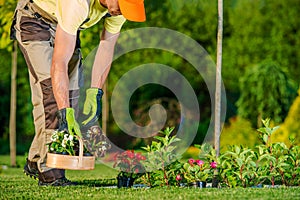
[48,130,79,156]
[140,127,181,187]
[182,158,217,188]
[113,150,146,188]
[46,130,95,170]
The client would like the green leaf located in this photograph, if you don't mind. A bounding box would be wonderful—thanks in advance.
[272,125,280,132]
[258,146,265,155]
[236,158,243,167]
[153,136,164,143]
[257,127,266,134]
[263,134,269,144]
[249,161,257,168]
[235,146,241,154]
[262,118,270,127]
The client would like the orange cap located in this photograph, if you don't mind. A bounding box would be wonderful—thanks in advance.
[119,0,146,22]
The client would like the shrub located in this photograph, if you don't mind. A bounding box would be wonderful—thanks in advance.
[272,89,300,145]
[220,117,259,149]
[140,127,182,187]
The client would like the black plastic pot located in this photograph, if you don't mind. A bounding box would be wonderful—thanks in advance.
[189,181,206,188]
[117,176,134,188]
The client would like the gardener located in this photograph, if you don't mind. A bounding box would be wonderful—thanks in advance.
[10,0,145,186]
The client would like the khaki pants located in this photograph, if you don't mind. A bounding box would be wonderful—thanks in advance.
[12,0,82,172]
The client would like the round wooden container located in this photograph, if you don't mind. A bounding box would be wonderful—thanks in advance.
[46,136,95,170]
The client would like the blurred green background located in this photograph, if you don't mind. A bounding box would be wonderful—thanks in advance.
[0,0,299,156]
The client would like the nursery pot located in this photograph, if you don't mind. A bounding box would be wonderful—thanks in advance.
[189,181,206,188]
[117,176,134,188]
[197,181,206,188]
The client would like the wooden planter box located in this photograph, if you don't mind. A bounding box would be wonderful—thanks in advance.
[46,136,95,170]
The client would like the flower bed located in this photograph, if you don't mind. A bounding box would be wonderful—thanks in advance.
[113,119,300,188]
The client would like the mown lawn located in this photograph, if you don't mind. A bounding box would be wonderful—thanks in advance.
[1,155,299,200]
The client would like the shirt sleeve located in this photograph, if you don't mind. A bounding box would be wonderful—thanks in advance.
[104,15,126,34]
[56,0,89,35]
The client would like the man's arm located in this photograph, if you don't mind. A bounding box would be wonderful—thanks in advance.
[90,28,120,88]
[51,24,81,137]
[51,24,77,109]
[82,28,120,126]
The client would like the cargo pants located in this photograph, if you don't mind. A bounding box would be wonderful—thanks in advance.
[11,0,82,176]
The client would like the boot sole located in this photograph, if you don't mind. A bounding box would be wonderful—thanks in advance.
[38,178,77,186]
[24,169,39,180]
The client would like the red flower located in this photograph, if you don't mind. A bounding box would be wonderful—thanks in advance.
[140,155,146,160]
[188,158,195,166]
[126,150,135,159]
[113,150,146,174]
[135,152,141,159]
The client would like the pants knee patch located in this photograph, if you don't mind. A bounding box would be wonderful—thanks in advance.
[40,78,58,129]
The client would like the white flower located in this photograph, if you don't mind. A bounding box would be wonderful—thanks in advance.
[62,139,67,148]
[51,132,58,142]
[50,147,54,151]
[69,135,73,141]
[86,131,91,138]
[101,146,107,151]
[64,134,69,140]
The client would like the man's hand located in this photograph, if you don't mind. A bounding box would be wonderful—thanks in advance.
[57,108,82,137]
[82,88,104,127]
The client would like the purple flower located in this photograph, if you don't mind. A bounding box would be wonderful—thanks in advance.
[210,161,217,169]
[196,160,204,166]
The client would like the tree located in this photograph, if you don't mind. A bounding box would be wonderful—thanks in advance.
[1,0,300,154]
[237,60,296,127]
[9,41,17,167]
[0,0,17,166]
[223,0,300,92]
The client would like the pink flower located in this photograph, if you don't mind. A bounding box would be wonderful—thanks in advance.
[196,160,204,166]
[188,158,195,166]
[210,161,217,169]
[176,174,182,181]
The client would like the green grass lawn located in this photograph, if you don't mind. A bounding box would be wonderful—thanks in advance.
[1,155,299,200]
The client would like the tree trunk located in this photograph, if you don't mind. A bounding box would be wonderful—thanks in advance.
[213,0,223,188]
[9,40,17,167]
[214,0,223,157]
